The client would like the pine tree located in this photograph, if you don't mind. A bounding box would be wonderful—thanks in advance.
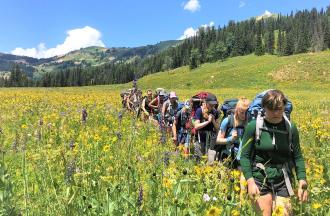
[265,31,275,54]
[277,30,283,55]
[283,31,294,55]
[189,48,201,69]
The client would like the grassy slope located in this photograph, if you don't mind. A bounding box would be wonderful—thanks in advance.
[133,51,330,91]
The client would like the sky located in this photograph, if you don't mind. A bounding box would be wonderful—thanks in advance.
[0,0,329,58]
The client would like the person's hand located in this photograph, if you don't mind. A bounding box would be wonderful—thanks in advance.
[298,180,308,202]
[208,114,214,123]
[172,136,177,145]
[144,111,149,116]
[231,130,238,141]
[247,178,260,200]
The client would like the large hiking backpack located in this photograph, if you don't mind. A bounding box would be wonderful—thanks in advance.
[164,101,181,126]
[220,98,239,122]
[247,89,293,121]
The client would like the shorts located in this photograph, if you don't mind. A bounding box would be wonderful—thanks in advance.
[254,178,290,197]
[177,129,191,148]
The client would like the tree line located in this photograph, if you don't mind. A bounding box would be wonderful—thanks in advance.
[1,6,330,87]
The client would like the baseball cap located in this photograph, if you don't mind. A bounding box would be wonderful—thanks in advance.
[169,91,178,99]
[205,93,218,105]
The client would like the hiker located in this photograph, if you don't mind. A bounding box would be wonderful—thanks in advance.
[123,92,133,111]
[193,93,220,160]
[162,91,179,131]
[240,90,308,216]
[216,97,250,167]
[149,90,166,125]
[172,100,191,154]
[140,89,153,121]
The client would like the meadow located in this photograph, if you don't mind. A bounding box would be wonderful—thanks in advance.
[0,52,329,215]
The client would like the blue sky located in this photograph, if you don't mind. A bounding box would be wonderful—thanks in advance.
[0,0,329,58]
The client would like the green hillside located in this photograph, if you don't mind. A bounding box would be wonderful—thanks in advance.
[132,51,330,92]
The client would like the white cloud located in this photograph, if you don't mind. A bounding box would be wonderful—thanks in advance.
[183,0,201,12]
[11,26,106,59]
[179,27,197,40]
[179,21,215,40]
[239,1,245,8]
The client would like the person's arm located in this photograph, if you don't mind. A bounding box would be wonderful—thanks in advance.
[141,98,148,114]
[162,102,168,120]
[239,121,259,198]
[194,108,211,130]
[292,123,308,202]
[148,98,158,109]
[217,118,230,144]
[172,118,178,141]
[239,121,256,181]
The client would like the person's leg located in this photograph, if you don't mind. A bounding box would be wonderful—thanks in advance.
[256,193,273,216]
[272,179,292,216]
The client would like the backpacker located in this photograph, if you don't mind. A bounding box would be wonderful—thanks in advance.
[189,92,218,135]
[247,90,296,196]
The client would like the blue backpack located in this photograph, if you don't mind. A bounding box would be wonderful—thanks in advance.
[220,98,239,122]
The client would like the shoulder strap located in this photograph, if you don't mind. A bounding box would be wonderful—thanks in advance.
[224,114,235,137]
[255,111,264,144]
[283,113,293,153]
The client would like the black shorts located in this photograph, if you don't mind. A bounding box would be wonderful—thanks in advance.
[254,178,290,197]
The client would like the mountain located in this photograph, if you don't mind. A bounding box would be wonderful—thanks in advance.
[256,10,278,21]
[0,40,181,78]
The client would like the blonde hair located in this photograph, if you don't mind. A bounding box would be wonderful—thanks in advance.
[234,97,250,127]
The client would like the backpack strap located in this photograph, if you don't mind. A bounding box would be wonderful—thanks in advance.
[224,114,235,137]
[255,111,264,145]
[283,114,293,153]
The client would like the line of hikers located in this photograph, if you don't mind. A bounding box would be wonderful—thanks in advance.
[120,88,308,216]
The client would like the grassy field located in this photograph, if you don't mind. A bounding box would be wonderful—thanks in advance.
[0,51,329,215]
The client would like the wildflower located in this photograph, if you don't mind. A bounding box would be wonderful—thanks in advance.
[163,177,172,189]
[206,206,221,216]
[312,203,322,209]
[273,205,284,216]
[82,108,87,123]
[137,185,143,208]
[103,145,110,152]
[231,209,240,216]
[21,124,27,129]
[231,170,240,179]
[203,193,211,202]
[234,185,240,192]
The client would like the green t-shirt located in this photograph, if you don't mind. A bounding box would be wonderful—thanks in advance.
[240,118,306,183]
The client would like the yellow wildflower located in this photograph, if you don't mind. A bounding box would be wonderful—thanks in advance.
[231,209,240,216]
[163,177,173,189]
[206,206,222,216]
[103,145,110,152]
[272,206,284,216]
[312,203,322,209]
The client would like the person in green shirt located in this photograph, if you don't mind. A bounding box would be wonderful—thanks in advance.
[240,90,308,216]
